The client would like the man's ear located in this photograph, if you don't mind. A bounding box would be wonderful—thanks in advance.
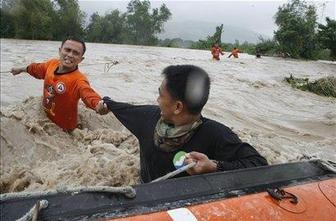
[80,56,85,63]
[174,101,183,115]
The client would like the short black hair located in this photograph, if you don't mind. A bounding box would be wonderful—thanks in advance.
[61,37,86,55]
[162,65,210,115]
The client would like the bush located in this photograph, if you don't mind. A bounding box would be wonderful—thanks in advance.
[316,49,333,61]
[285,74,336,97]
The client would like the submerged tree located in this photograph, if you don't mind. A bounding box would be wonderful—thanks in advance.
[212,24,224,45]
[255,36,279,56]
[274,0,318,59]
[317,17,336,60]
[191,24,224,50]
[285,74,336,97]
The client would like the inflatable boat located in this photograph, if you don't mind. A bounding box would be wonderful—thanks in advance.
[1,160,335,221]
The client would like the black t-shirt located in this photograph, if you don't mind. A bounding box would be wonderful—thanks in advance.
[103,97,268,183]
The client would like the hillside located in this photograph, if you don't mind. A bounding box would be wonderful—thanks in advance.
[158,21,269,43]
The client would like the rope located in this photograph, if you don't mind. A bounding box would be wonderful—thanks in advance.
[104,61,119,72]
[151,162,196,183]
[16,199,48,221]
[1,185,136,201]
[1,60,119,75]
[79,61,119,73]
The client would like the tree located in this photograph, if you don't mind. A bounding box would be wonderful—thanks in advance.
[213,24,224,45]
[0,8,15,38]
[125,0,171,45]
[0,0,86,40]
[191,24,224,50]
[317,17,336,60]
[53,0,85,40]
[255,36,279,56]
[86,10,126,43]
[274,0,318,59]
[85,13,103,42]
[10,0,56,39]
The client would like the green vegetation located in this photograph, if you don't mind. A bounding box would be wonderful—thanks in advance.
[274,0,318,59]
[0,0,171,46]
[0,8,15,38]
[255,37,279,56]
[1,0,85,40]
[191,24,224,50]
[317,17,336,60]
[189,0,335,60]
[0,0,335,60]
[285,74,336,97]
[158,38,193,48]
[85,11,126,44]
[124,0,171,45]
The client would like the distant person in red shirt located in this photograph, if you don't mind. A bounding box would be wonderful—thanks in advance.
[10,37,108,131]
[228,47,241,58]
[211,43,224,60]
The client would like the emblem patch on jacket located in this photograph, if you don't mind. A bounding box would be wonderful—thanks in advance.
[56,82,66,94]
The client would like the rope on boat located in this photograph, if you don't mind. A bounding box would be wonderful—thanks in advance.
[317,159,336,173]
[0,185,136,201]
[16,199,48,221]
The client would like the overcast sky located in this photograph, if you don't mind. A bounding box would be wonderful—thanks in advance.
[79,0,336,36]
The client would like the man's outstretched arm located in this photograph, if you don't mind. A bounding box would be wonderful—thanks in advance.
[103,96,159,139]
[77,79,108,115]
[11,59,55,79]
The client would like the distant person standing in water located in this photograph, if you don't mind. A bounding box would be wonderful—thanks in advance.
[211,43,224,60]
[10,37,108,131]
[228,47,241,58]
[256,48,261,58]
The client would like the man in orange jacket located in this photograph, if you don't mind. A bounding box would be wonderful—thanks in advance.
[211,43,224,60]
[228,47,241,58]
[10,37,108,131]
